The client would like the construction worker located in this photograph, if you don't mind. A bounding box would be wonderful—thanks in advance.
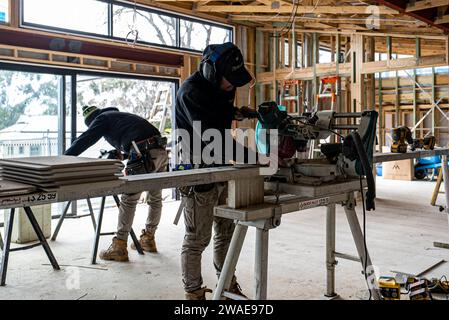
[175,42,257,300]
[65,106,169,262]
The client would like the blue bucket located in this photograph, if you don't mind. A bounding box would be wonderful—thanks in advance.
[376,163,382,176]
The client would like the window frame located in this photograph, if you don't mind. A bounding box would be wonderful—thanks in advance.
[19,0,234,54]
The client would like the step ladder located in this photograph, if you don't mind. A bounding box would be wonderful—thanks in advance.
[314,76,339,112]
[149,88,171,133]
[281,79,302,115]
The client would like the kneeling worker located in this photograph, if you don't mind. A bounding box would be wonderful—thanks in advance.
[65,106,168,262]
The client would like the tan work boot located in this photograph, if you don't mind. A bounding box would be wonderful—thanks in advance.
[131,229,157,253]
[229,277,248,298]
[99,237,129,262]
[185,287,213,300]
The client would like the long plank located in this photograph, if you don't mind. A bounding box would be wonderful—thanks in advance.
[373,148,449,163]
[0,166,263,209]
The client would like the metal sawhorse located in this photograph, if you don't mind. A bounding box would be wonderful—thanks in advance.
[213,180,380,300]
[51,195,143,264]
[0,207,60,286]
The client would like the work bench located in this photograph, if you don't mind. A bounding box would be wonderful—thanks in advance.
[0,166,262,286]
[373,147,449,249]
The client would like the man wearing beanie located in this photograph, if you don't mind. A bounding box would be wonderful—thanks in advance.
[65,106,168,262]
[175,42,258,300]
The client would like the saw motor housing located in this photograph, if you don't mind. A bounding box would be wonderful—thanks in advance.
[256,102,378,210]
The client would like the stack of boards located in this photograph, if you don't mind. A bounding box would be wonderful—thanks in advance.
[0,156,124,191]
[0,180,37,197]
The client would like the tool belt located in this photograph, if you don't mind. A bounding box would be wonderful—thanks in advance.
[135,136,167,150]
[125,135,167,176]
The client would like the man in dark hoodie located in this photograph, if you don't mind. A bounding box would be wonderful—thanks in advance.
[65,106,168,262]
[176,42,257,300]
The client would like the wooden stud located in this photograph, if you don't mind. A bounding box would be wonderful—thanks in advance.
[227,177,265,209]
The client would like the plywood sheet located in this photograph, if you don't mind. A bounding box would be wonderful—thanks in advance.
[0,163,123,175]
[0,156,122,171]
[2,174,119,188]
[0,167,122,181]
[0,180,36,196]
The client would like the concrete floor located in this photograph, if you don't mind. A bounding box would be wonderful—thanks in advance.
[0,177,448,300]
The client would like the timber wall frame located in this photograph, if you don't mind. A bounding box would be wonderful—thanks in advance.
[253,29,449,149]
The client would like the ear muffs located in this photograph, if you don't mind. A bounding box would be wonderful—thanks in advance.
[201,42,236,85]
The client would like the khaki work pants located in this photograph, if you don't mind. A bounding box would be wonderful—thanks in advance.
[116,148,169,241]
[181,182,235,292]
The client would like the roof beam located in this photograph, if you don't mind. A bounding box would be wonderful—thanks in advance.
[435,14,449,23]
[196,4,398,14]
[229,14,421,25]
[406,0,449,12]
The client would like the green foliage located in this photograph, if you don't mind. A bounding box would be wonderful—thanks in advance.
[0,71,59,130]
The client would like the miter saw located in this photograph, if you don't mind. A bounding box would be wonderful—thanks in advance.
[254,101,378,211]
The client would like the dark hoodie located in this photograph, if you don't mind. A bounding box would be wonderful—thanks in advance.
[175,71,256,165]
[65,107,160,156]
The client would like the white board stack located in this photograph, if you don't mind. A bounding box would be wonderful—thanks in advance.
[0,156,124,191]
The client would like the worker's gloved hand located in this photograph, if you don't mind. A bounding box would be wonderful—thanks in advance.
[234,106,258,121]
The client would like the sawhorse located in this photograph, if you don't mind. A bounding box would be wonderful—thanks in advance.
[91,195,143,264]
[51,196,143,264]
[0,207,60,286]
[213,180,380,300]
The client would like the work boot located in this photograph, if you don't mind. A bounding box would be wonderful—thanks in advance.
[131,229,157,253]
[99,237,129,262]
[185,287,213,300]
[229,277,248,298]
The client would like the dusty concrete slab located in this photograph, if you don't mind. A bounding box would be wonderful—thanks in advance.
[0,178,448,300]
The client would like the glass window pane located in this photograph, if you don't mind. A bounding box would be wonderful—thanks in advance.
[180,19,231,51]
[23,0,108,35]
[0,0,8,23]
[75,75,174,158]
[113,5,176,46]
[0,70,61,159]
[319,49,332,63]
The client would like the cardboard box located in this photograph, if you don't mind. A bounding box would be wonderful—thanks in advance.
[380,147,414,181]
[382,159,414,181]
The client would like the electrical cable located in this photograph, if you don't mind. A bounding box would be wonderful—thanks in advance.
[359,175,372,300]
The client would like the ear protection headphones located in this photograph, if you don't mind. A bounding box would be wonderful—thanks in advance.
[201,42,236,85]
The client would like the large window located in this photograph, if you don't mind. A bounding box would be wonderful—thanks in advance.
[0,70,62,159]
[180,19,231,51]
[75,75,175,158]
[0,0,8,23]
[113,5,176,46]
[23,0,109,36]
[21,0,233,52]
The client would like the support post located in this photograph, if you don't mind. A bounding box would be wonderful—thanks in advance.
[254,228,269,300]
[343,194,380,300]
[213,224,249,300]
[325,204,337,297]
[0,209,14,286]
[24,207,60,271]
[228,176,264,209]
[441,155,449,226]
[91,197,106,264]
[51,201,72,241]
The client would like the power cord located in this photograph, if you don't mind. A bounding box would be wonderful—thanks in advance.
[359,175,372,300]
